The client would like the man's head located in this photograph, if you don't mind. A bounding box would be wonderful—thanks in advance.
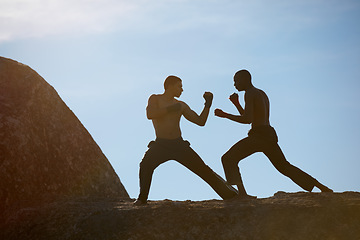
[164,75,183,97]
[234,70,252,91]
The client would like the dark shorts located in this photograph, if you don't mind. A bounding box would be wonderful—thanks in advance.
[248,125,278,143]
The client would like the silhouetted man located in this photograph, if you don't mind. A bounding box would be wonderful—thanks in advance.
[135,75,238,205]
[215,70,333,198]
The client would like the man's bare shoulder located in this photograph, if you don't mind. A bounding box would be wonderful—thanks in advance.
[171,99,189,113]
[246,87,266,97]
[148,94,163,103]
[244,88,255,100]
[176,99,189,108]
[149,94,163,99]
[255,87,266,94]
[174,98,185,104]
[254,88,269,100]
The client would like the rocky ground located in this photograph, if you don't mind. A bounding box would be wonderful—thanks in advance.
[1,192,360,240]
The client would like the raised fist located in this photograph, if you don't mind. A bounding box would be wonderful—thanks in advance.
[229,93,239,104]
[203,91,213,108]
[214,108,228,118]
[203,92,213,101]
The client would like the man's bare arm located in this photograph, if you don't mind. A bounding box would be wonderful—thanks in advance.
[146,95,181,119]
[215,92,253,124]
[183,104,210,126]
[229,93,244,115]
[182,92,213,126]
[214,109,251,124]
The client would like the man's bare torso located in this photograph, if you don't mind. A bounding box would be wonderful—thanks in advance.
[246,87,270,128]
[150,94,183,139]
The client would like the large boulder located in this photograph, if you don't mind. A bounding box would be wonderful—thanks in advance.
[0,57,129,222]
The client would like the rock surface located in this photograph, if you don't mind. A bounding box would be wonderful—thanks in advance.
[0,57,129,223]
[1,192,360,240]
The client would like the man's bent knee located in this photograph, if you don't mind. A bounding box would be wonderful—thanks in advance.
[274,161,294,176]
[139,158,156,172]
[221,153,234,166]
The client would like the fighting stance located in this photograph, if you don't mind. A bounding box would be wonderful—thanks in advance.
[215,70,333,198]
[135,75,238,205]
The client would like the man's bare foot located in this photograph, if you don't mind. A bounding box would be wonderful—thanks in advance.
[240,194,257,200]
[316,182,334,193]
[320,186,334,193]
[134,199,147,206]
[228,194,257,201]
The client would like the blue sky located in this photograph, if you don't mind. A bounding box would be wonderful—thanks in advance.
[1,0,359,200]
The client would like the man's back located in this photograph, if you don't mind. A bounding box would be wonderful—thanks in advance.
[247,87,270,127]
[148,94,183,139]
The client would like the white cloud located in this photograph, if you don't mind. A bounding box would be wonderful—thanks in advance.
[0,0,141,42]
[0,0,357,43]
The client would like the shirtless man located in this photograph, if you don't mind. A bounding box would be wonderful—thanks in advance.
[215,69,333,198]
[134,75,238,205]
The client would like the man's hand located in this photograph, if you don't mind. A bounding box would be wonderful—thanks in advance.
[229,92,244,115]
[229,93,239,105]
[214,108,228,118]
[167,103,182,113]
[203,92,213,108]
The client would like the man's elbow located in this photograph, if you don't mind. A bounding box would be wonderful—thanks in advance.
[197,119,207,126]
[243,118,252,124]
[146,109,158,119]
[241,116,252,124]
[146,112,154,120]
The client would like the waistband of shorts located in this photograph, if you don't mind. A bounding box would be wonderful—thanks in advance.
[248,125,276,135]
[155,137,184,143]
[248,125,278,142]
[250,125,273,131]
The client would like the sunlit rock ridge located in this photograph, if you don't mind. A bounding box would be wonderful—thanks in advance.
[2,192,360,240]
[0,57,129,222]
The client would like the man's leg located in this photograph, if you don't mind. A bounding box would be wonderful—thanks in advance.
[263,142,320,192]
[221,137,258,196]
[137,144,169,204]
[176,142,248,199]
[176,145,238,200]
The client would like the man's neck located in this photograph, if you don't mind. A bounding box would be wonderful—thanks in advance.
[245,85,255,92]
[163,91,175,101]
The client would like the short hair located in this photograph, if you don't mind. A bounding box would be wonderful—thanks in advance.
[234,70,252,83]
[164,75,181,90]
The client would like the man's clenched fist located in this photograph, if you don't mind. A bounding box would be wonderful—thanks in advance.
[229,93,239,105]
[214,108,228,118]
[203,92,213,108]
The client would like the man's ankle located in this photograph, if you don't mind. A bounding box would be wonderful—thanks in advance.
[315,182,333,193]
[134,199,147,205]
